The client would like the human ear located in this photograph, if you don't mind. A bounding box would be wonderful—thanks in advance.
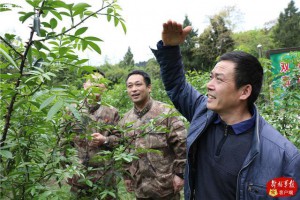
[148,84,152,93]
[240,84,252,100]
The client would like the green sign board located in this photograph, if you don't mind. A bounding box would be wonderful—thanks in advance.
[267,47,300,89]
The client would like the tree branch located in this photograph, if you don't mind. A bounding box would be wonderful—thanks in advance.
[0,36,23,58]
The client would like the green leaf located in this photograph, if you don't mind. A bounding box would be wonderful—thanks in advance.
[50,10,62,20]
[120,21,127,34]
[107,8,113,14]
[64,54,78,60]
[0,7,11,12]
[27,47,33,67]
[75,27,88,36]
[87,41,101,54]
[67,104,81,121]
[80,65,97,73]
[50,18,58,29]
[47,100,64,121]
[85,179,93,187]
[29,101,40,109]
[51,1,69,9]
[113,4,122,11]
[19,12,34,23]
[46,72,56,77]
[4,33,16,40]
[48,41,59,46]
[60,11,70,17]
[0,150,13,159]
[81,40,88,51]
[59,47,69,56]
[75,59,89,65]
[50,88,67,92]
[41,22,52,28]
[40,95,56,110]
[42,73,51,80]
[14,99,27,109]
[33,66,44,73]
[73,3,91,11]
[114,17,119,26]
[0,73,20,79]
[84,36,103,42]
[107,191,116,198]
[39,191,52,199]
[0,3,20,12]
[34,41,43,50]
[107,13,111,22]
[0,47,18,69]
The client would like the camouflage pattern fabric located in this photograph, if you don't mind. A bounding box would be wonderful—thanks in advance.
[67,102,120,196]
[118,98,187,199]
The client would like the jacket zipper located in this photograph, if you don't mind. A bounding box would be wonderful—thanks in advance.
[215,125,228,156]
[235,152,258,200]
[235,106,260,200]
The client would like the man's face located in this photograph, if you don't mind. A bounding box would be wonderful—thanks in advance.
[126,74,151,107]
[206,60,244,115]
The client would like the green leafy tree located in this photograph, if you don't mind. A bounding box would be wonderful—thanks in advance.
[120,46,134,67]
[180,15,198,71]
[272,0,300,48]
[0,1,132,199]
[102,63,129,84]
[145,58,160,79]
[194,13,234,71]
[233,29,276,57]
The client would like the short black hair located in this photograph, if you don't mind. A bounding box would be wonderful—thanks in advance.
[126,70,151,86]
[219,51,263,107]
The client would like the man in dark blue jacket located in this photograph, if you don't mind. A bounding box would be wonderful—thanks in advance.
[151,19,300,200]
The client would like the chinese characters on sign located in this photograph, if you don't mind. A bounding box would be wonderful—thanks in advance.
[266,177,298,197]
[267,47,300,89]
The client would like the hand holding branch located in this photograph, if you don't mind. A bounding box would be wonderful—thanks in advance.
[90,132,107,147]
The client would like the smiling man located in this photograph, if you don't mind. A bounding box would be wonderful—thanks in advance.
[151,20,300,200]
[118,70,187,200]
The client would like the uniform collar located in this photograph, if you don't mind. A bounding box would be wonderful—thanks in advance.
[134,98,153,118]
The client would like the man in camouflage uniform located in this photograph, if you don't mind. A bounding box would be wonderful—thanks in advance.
[66,72,120,199]
[118,70,187,200]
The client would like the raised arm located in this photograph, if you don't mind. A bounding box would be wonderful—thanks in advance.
[152,20,207,121]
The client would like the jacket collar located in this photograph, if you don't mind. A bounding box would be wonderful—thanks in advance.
[134,98,153,118]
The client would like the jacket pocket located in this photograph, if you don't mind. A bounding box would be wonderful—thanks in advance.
[247,182,271,200]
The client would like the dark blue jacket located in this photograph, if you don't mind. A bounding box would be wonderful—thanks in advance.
[152,44,300,200]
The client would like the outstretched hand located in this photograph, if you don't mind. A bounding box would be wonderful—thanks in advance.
[162,20,192,46]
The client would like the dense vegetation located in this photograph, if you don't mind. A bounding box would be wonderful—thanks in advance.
[0,0,299,199]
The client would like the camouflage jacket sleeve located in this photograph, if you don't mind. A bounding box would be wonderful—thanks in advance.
[105,107,121,147]
[166,113,187,176]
